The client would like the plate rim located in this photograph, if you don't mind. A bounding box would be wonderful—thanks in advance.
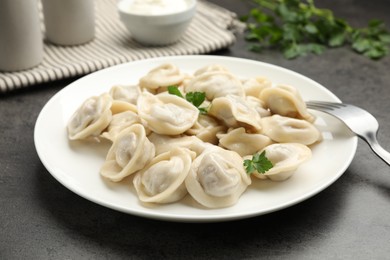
[34,55,357,222]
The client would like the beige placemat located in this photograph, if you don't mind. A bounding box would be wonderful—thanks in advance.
[0,0,242,93]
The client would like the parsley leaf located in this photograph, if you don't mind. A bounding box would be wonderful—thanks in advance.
[167,86,208,114]
[168,85,184,98]
[242,0,390,60]
[185,92,206,107]
[198,107,208,115]
[351,19,390,59]
[243,151,274,175]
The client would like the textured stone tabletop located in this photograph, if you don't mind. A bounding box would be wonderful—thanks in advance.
[1,0,390,258]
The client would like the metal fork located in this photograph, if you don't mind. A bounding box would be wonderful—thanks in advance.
[306,101,390,166]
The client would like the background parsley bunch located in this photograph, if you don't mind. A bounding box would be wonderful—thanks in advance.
[241,0,390,59]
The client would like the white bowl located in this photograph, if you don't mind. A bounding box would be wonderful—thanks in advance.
[117,0,196,46]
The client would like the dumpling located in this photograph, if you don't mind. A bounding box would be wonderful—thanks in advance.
[179,74,194,91]
[245,96,271,118]
[111,100,137,115]
[148,133,206,156]
[185,146,251,208]
[133,148,196,204]
[67,93,112,140]
[186,114,227,144]
[137,92,199,135]
[217,127,272,156]
[261,115,321,145]
[109,85,141,114]
[100,124,155,182]
[193,64,229,76]
[185,71,245,100]
[260,84,315,122]
[109,85,140,105]
[100,110,140,142]
[139,63,185,91]
[250,143,312,181]
[242,76,272,97]
[208,95,262,132]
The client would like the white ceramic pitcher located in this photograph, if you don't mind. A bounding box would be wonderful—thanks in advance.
[41,0,95,46]
[0,0,43,71]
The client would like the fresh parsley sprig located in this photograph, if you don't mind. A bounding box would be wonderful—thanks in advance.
[244,151,274,174]
[241,0,390,59]
[351,19,390,59]
[167,85,184,98]
[168,86,208,114]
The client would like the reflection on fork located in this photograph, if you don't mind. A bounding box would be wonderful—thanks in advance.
[306,101,390,166]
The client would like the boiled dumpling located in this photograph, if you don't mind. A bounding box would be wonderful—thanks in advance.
[251,143,312,181]
[193,64,229,76]
[67,93,112,140]
[261,115,321,145]
[100,124,155,182]
[208,95,262,132]
[179,74,194,92]
[111,100,137,115]
[260,84,315,122]
[185,71,245,100]
[100,110,141,142]
[139,63,185,91]
[148,133,206,156]
[245,96,271,118]
[185,146,251,208]
[137,92,199,135]
[217,127,272,156]
[109,85,141,114]
[242,76,272,97]
[133,148,195,204]
[186,114,227,144]
[109,85,140,105]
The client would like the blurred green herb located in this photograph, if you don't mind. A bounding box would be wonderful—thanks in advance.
[168,86,208,114]
[241,0,390,59]
[168,85,184,98]
[185,92,206,108]
[244,151,274,174]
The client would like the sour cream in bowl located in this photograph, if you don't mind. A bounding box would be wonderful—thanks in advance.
[118,0,196,46]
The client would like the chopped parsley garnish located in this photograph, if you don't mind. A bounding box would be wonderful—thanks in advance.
[168,85,184,98]
[168,85,208,114]
[185,91,206,108]
[244,151,274,174]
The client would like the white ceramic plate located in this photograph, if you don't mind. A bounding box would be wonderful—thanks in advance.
[34,56,357,222]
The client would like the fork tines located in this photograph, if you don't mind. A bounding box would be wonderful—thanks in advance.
[306,101,347,111]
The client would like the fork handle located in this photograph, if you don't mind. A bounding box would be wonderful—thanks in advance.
[363,133,390,166]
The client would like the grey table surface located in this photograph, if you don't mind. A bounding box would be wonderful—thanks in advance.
[1,0,390,259]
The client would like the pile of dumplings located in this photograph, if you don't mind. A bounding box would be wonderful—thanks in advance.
[67,63,322,209]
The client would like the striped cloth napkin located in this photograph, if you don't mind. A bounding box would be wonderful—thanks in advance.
[0,0,243,93]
